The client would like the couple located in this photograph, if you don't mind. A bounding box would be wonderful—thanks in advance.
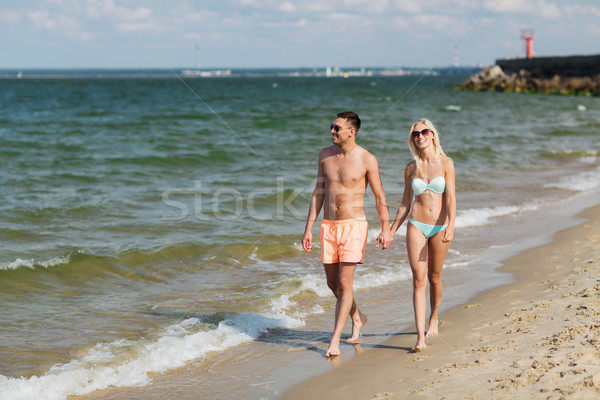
[302,111,456,357]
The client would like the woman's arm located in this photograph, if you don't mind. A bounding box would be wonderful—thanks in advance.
[442,157,456,242]
[390,163,414,235]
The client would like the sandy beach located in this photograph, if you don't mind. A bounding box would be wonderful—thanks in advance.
[281,204,600,400]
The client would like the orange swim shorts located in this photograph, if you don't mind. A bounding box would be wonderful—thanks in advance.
[320,219,369,264]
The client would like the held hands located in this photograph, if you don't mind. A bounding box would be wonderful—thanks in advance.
[376,230,394,250]
[302,231,312,252]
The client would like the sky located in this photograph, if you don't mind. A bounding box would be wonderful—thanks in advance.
[2,0,600,69]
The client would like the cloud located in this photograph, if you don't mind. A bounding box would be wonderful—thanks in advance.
[392,16,408,28]
[278,2,295,12]
[412,14,467,33]
[183,10,220,23]
[486,0,560,19]
[26,9,80,30]
[100,0,153,22]
[486,0,533,13]
[584,23,600,35]
[0,11,22,23]
[27,10,56,29]
[564,4,600,18]
[538,1,560,19]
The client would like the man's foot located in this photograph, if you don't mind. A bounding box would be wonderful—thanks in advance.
[347,311,367,343]
[325,343,341,357]
[426,319,439,337]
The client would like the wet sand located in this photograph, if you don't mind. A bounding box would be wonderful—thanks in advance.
[281,204,600,400]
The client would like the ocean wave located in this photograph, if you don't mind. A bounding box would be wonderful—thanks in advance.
[443,249,480,269]
[365,203,540,238]
[0,311,304,400]
[544,166,600,192]
[355,268,412,289]
[455,203,538,228]
[544,125,599,137]
[540,149,598,160]
[0,255,71,271]
[296,266,412,298]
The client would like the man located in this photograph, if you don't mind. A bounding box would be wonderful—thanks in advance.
[302,111,393,357]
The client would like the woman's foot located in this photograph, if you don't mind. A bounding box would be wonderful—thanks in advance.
[410,344,426,353]
[325,340,341,357]
[410,336,426,353]
[426,319,439,337]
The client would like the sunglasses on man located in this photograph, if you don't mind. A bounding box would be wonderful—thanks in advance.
[330,123,343,133]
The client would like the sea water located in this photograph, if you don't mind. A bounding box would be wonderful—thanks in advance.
[0,74,599,400]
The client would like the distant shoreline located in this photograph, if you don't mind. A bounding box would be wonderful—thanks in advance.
[0,66,481,79]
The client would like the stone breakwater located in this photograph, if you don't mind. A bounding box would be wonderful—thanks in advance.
[459,65,600,96]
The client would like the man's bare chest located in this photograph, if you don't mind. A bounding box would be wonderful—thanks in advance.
[322,160,366,186]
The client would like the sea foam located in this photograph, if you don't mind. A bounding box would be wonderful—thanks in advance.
[0,310,304,400]
[544,166,600,192]
[0,255,71,271]
[455,203,539,228]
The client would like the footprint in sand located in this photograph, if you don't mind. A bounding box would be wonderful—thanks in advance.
[511,358,532,368]
[412,353,432,361]
[411,380,441,395]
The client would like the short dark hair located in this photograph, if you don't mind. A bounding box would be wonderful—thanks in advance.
[337,111,361,132]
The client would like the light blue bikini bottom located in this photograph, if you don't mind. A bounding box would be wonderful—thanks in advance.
[408,218,448,239]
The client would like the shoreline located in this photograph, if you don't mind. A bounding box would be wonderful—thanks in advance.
[280,203,600,399]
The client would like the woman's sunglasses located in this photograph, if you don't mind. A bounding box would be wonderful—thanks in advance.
[411,129,432,137]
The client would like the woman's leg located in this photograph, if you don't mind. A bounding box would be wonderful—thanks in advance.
[425,230,451,337]
[406,222,429,351]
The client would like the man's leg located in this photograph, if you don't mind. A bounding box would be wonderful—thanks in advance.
[323,264,366,343]
[325,262,356,357]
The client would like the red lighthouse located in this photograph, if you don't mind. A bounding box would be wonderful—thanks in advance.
[521,29,535,58]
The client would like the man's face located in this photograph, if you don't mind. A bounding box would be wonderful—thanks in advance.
[330,118,353,144]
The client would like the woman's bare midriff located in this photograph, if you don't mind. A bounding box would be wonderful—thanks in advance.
[410,192,448,225]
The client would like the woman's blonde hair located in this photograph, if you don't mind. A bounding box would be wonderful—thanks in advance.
[407,118,446,177]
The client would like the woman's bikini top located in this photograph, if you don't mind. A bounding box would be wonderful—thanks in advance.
[412,176,446,195]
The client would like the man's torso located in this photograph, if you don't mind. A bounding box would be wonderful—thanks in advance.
[321,146,369,220]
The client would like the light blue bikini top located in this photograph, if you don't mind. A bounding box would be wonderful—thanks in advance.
[412,176,446,195]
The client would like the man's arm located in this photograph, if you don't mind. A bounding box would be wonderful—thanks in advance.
[302,150,326,252]
[364,153,393,249]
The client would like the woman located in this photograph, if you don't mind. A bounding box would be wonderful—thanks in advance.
[390,118,456,353]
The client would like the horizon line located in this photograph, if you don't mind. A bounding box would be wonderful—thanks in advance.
[0,65,484,71]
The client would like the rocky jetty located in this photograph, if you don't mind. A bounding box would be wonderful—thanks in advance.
[459,65,600,95]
